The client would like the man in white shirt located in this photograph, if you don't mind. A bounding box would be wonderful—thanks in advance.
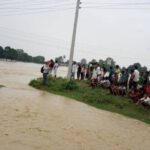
[42,62,49,85]
[91,67,97,79]
[53,61,59,77]
[71,62,77,79]
[96,64,101,82]
[133,66,140,89]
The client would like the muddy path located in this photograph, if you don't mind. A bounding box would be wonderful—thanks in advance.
[0,61,150,150]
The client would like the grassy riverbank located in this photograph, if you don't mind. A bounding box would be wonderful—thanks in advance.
[29,77,150,124]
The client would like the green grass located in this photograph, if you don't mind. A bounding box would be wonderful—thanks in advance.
[29,77,150,124]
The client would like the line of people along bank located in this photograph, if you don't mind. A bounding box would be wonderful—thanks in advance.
[41,60,150,107]
[70,62,150,107]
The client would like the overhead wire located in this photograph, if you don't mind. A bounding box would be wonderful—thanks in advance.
[0,8,75,16]
[0,4,75,10]
[81,2,150,10]
[0,1,76,9]
[0,0,74,5]
[1,1,150,14]
[0,1,76,16]
[0,1,75,8]
[0,1,150,17]
[0,0,76,15]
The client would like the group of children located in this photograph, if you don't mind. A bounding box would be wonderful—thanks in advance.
[71,62,150,107]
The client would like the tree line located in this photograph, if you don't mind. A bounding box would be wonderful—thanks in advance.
[82,57,148,72]
[0,46,45,64]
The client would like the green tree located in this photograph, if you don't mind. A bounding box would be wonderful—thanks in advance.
[80,58,87,65]
[89,59,97,65]
[55,56,64,65]
[99,59,104,67]
[0,46,4,58]
[33,56,45,64]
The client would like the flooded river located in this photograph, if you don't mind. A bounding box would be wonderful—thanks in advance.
[0,61,150,150]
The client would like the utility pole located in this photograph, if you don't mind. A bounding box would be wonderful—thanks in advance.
[67,0,81,80]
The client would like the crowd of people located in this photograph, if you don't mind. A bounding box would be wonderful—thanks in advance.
[41,60,150,107]
[71,62,150,107]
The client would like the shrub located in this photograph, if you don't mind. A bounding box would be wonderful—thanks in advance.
[29,79,41,88]
[62,80,79,90]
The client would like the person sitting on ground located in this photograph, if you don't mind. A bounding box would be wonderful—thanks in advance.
[119,83,126,96]
[99,68,110,88]
[128,88,142,102]
[111,83,120,95]
[136,94,150,106]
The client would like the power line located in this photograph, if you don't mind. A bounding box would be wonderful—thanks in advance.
[0,7,75,16]
[82,6,150,10]
[0,0,76,15]
[0,6,75,12]
[0,0,74,5]
[1,1,150,11]
[0,4,75,10]
[0,1,75,9]
[0,2,150,17]
[84,2,150,5]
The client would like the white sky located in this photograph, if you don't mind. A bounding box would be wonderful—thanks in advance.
[0,0,150,69]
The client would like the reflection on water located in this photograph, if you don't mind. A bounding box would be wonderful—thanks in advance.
[0,61,150,150]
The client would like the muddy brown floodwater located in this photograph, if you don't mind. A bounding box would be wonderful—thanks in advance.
[0,61,150,150]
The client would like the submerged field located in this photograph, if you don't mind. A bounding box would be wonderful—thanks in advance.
[30,77,150,124]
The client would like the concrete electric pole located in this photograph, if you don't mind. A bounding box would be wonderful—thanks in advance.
[67,0,81,80]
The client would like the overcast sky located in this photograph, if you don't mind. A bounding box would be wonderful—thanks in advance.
[0,0,150,68]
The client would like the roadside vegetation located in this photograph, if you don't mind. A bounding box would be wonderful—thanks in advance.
[29,77,150,124]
